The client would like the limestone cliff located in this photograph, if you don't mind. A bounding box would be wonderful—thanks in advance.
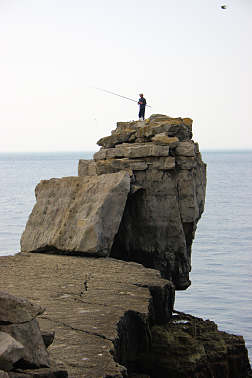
[1,254,251,378]
[21,114,206,291]
[11,114,252,377]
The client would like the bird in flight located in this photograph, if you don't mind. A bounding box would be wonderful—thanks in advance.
[221,5,227,9]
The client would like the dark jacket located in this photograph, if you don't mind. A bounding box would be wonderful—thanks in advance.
[138,97,146,108]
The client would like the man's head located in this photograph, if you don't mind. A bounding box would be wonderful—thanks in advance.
[139,93,144,98]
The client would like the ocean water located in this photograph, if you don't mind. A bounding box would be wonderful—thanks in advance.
[0,151,251,361]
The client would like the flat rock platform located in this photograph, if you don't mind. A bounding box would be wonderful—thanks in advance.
[0,252,169,377]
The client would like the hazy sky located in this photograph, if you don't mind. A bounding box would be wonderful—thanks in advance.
[0,0,251,152]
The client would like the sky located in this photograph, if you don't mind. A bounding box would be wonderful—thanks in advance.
[0,0,251,152]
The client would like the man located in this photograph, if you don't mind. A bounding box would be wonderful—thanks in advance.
[138,93,146,120]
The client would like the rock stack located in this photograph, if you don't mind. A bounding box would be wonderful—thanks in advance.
[6,114,252,377]
[21,114,206,290]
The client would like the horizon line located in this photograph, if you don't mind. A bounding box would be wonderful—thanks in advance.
[0,148,252,154]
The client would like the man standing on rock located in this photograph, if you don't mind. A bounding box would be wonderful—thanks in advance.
[138,93,146,120]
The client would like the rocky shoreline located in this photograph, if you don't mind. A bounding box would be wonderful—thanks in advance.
[0,253,251,377]
[0,114,251,377]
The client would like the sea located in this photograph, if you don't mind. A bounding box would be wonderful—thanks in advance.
[0,151,251,361]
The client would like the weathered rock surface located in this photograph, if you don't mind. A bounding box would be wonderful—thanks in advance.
[0,292,50,370]
[21,172,130,256]
[122,311,251,378]
[0,320,50,369]
[1,253,250,377]
[0,333,24,371]
[0,291,67,377]
[0,292,44,324]
[77,159,97,177]
[0,253,175,378]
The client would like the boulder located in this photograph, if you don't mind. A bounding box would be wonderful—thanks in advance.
[0,321,50,369]
[0,293,52,371]
[0,332,24,371]
[21,172,130,256]
[0,291,66,376]
[0,292,44,324]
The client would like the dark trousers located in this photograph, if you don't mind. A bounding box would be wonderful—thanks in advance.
[139,107,145,120]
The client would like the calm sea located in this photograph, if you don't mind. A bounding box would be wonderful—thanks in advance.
[0,151,251,361]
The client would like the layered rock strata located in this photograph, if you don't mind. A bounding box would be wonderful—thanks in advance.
[91,115,206,290]
[21,114,206,291]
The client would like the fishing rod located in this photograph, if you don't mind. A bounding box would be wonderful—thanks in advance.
[93,87,152,108]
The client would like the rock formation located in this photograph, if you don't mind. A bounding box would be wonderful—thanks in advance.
[0,291,67,377]
[15,114,252,377]
[115,310,251,378]
[21,114,206,291]
[0,253,251,378]
[20,172,130,257]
